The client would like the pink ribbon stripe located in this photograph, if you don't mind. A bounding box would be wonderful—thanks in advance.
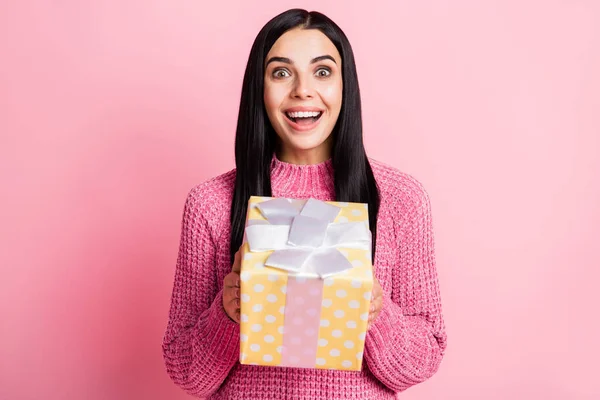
[280,277,324,368]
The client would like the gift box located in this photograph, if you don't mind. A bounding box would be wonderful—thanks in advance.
[239,196,374,371]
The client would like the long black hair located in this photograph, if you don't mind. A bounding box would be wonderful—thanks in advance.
[230,9,380,263]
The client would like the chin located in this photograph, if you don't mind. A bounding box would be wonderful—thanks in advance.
[284,133,329,152]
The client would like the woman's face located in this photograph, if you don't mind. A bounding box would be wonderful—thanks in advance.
[264,28,343,162]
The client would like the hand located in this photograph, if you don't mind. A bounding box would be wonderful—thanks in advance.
[368,275,383,330]
[223,249,242,323]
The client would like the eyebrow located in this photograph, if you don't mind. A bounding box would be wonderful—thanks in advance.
[265,55,337,66]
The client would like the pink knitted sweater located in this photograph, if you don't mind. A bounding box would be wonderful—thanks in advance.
[163,155,446,399]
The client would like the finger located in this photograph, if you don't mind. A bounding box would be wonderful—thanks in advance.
[222,293,236,323]
[225,297,241,317]
[223,286,241,299]
[370,312,380,327]
[223,273,233,287]
[224,272,240,288]
[369,297,383,318]
[372,305,382,318]
[369,308,380,321]
[373,281,382,297]
[374,294,382,310]
[369,306,377,321]
[223,286,240,306]
[372,289,382,304]
[369,280,380,299]
[223,289,233,307]
[232,249,242,273]
[373,290,382,303]
[222,285,236,305]
[370,293,381,311]
[223,274,235,289]
[230,296,241,309]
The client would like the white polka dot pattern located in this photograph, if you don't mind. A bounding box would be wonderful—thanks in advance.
[241,271,251,282]
[266,294,278,303]
[240,196,373,371]
[239,236,289,366]
[316,243,373,370]
[253,284,264,293]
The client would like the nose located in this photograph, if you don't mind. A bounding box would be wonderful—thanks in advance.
[291,74,314,99]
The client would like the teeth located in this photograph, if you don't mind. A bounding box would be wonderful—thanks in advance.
[286,111,321,118]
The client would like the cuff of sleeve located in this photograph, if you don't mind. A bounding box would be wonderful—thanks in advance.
[202,289,241,363]
[366,295,402,347]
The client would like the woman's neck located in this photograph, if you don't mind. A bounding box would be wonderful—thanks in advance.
[270,153,335,200]
[275,139,333,165]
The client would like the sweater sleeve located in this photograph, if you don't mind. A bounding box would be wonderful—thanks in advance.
[364,181,447,392]
[162,191,240,398]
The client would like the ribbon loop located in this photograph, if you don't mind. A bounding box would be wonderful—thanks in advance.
[245,198,371,277]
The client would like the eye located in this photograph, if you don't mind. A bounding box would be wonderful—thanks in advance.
[315,68,331,78]
[273,69,291,78]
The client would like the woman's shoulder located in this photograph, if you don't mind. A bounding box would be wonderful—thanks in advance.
[183,168,236,228]
[368,158,431,212]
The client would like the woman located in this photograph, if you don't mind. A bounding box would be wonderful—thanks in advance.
[163,8,446,399]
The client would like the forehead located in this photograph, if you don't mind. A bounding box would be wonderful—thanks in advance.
[267,28,341,64]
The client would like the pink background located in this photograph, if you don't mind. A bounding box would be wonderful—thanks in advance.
[1,1,599,399]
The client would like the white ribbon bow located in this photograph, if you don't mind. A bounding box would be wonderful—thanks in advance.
[245,198,371,278]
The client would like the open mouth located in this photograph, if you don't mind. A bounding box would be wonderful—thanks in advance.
[284,111,323,126]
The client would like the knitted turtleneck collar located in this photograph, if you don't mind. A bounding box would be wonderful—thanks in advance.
[269,153,335,200]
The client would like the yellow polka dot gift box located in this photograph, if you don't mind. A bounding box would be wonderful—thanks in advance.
[239,196,374,371]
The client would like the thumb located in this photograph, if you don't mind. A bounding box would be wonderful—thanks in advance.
[372,277,382,297]
[232,248,242,273]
